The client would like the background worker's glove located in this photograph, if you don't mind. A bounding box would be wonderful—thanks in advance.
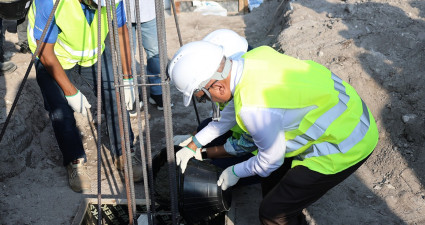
[176,146,196,173]
[217,166,240,191]
[65,90,92,116]
[123,78,136,111]
[173,134,192,146]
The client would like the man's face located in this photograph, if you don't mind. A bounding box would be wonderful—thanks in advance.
[194,80,231,104]
[194,80,218,103]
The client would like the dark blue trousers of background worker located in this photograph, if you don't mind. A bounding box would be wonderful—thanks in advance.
[35,35,133,166]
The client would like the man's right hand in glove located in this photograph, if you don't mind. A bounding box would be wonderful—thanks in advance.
[65,90,91,116]
[176,147,196,173]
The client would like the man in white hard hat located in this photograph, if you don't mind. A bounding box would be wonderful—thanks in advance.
[174,29,256,160]
[27,0,143,192]
[172,29,262,187]
[168,40,379,224]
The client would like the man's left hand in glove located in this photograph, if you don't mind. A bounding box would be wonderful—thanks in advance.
[217,166,240,190]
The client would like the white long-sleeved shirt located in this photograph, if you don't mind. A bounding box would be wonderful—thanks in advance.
[123,0,156,23]
[194,58,316,178]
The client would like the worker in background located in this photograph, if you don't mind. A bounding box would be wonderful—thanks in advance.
[124,0,173,112]
[27,0,143,192]
[169,40,379,224]
[0,18,17,76]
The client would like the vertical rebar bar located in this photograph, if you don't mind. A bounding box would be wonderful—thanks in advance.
[123,0,157,224]
[155,0,180,224]
[128,0,158,224]
[96,2,103,225]
[105,0,135,223]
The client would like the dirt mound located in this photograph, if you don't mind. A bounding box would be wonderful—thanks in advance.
[254,0,425,224]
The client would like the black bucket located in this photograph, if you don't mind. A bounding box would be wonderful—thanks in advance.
[153,146,232,224]
[178,158,232,224]
[0,0,31,20]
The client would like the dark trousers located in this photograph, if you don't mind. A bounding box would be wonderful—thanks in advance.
[35,36,133,166]
[259,155,371,225]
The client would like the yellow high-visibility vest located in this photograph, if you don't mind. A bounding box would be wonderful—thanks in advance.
[234,46,378,174]
[28,0,114,69]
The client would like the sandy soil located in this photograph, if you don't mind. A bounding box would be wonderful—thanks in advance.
[1,0,425,224]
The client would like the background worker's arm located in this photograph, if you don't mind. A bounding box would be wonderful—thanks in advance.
[118,25,132,78]
[31,1,91,115]
[116,5,136,110]
[36,41,77,96]
[32,1,77,96]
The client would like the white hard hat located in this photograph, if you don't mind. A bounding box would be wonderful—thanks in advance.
[202,29,248,58]
[168,41,224,107]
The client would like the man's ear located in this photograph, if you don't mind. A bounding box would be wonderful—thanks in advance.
[216,81,226,95]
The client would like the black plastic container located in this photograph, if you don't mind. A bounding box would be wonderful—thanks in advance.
[0,0,31,20]
[178,158,232,224]
[153,146,232,224]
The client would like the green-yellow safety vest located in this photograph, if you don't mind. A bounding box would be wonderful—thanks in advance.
[28,0,113,69]
[234,46,379,174]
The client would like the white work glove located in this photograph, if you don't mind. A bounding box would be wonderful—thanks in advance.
[123,78,136,111]
[173,134,192,146]
[176,147,196,173]
[65,90,91,116]
[176,135,204,158]
[217,166,240,191]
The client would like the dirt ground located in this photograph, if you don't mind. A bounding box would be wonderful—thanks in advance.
[1,0,425,224]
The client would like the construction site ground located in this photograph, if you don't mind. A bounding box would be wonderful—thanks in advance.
[1,0,425,224]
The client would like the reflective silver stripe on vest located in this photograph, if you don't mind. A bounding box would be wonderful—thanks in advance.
[28,25,37,49]
[56,38,99,59]
[28,26,80,63]
[286,73,370,158]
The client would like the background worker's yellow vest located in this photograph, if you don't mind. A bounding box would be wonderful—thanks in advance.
[234,46,379,174]
[28,0,112,69]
